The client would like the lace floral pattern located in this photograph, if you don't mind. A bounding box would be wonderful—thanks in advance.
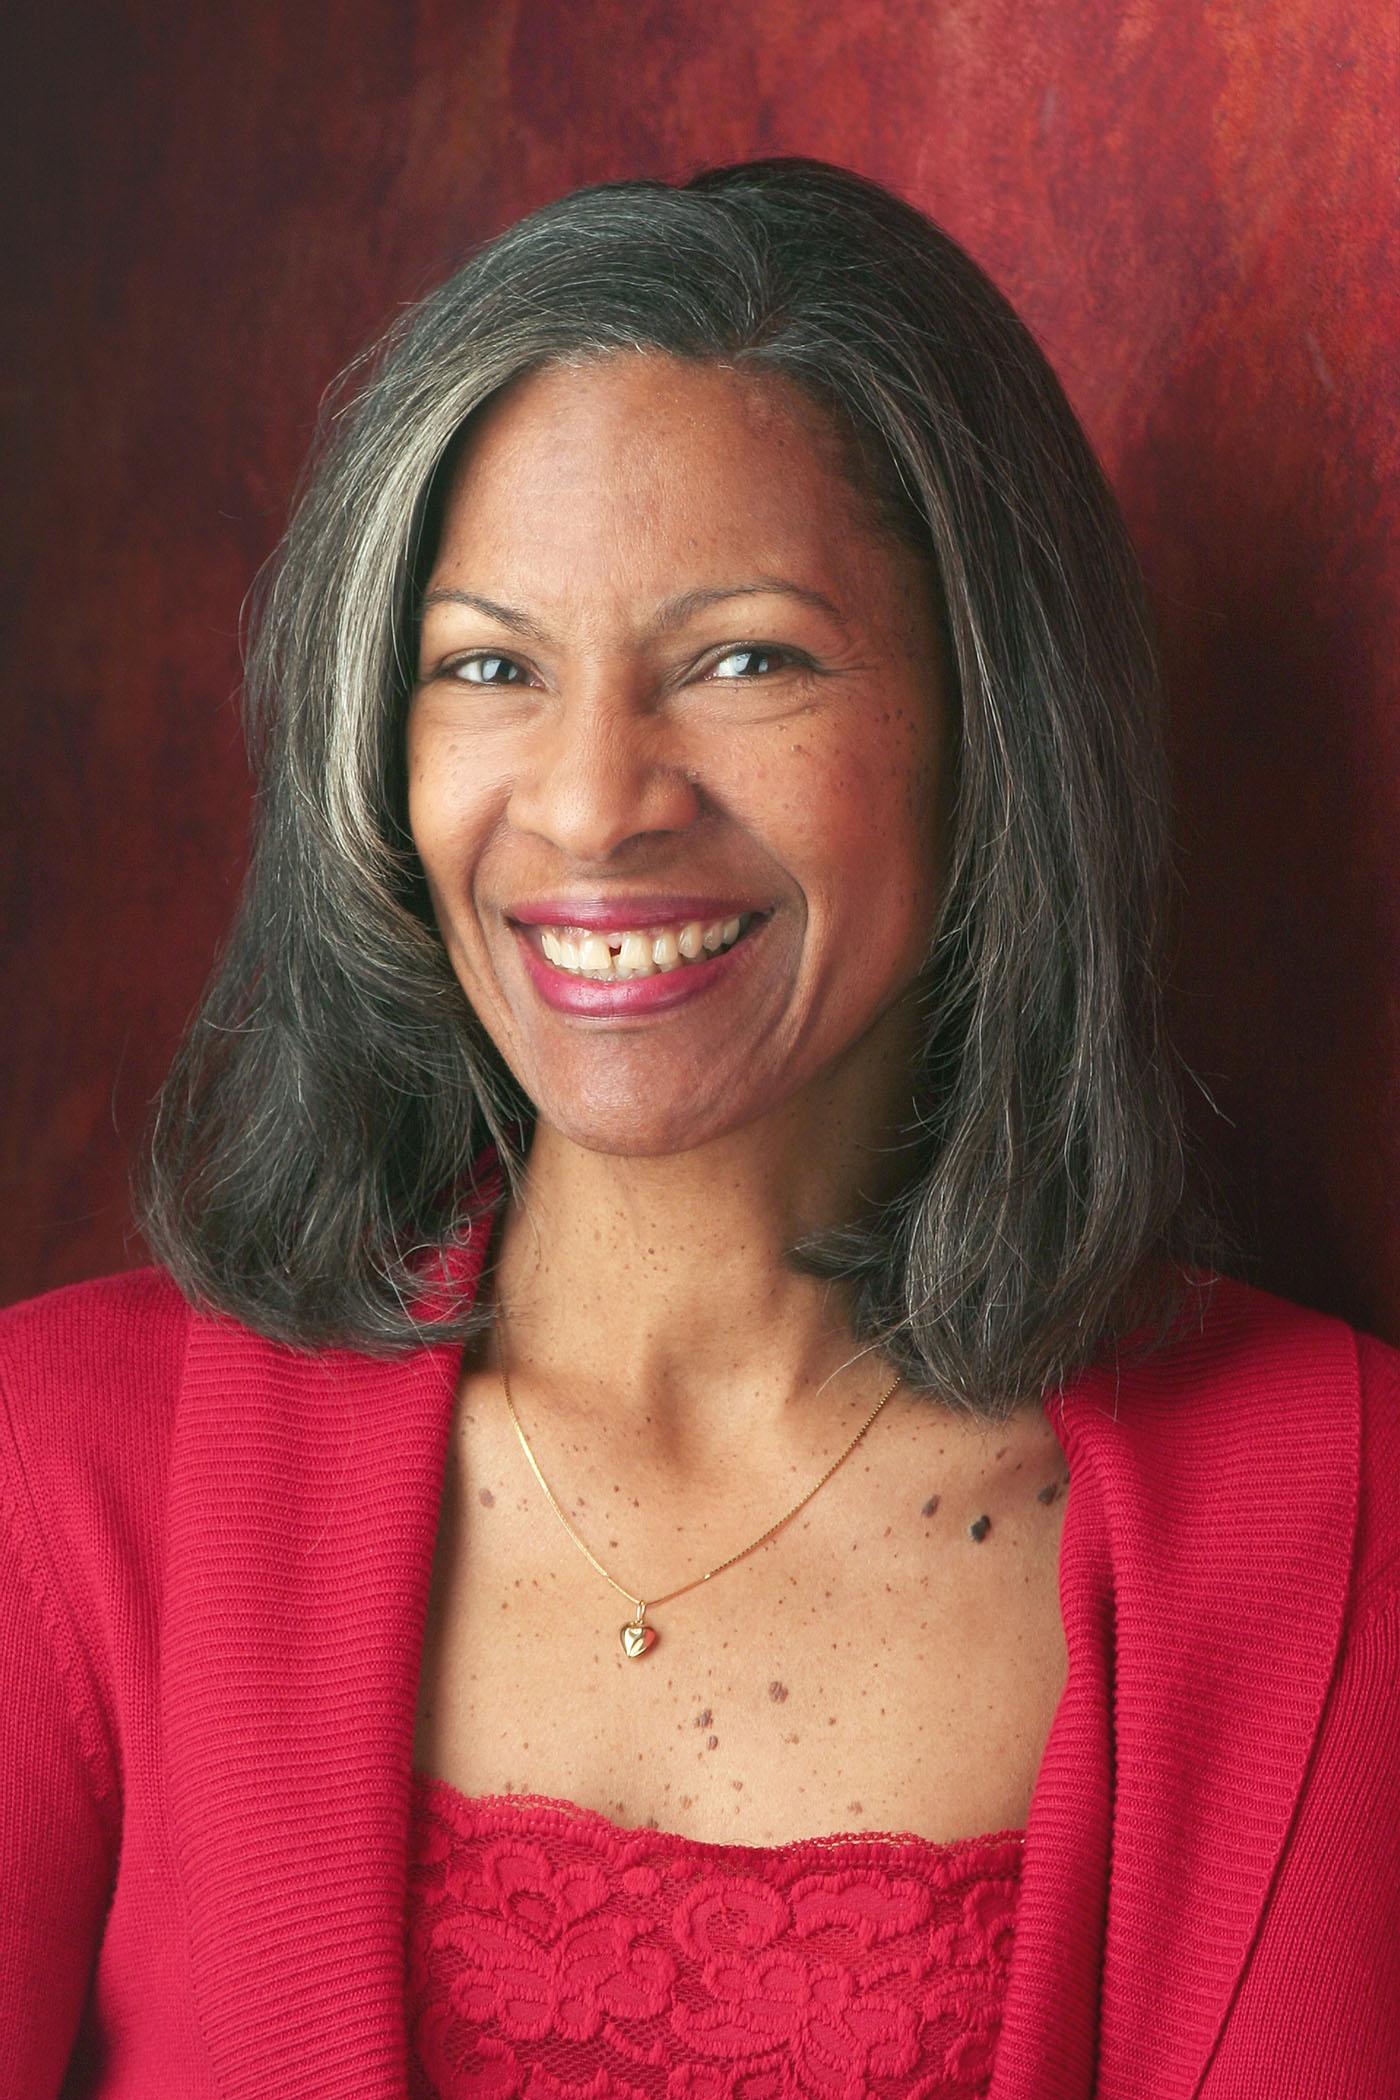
[406,1775,1023,2100]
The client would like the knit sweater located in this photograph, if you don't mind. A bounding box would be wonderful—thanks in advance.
[0,1201,1397,2098]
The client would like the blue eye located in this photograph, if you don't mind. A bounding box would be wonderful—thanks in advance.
[711,647,790,679]
[452,654,526,685]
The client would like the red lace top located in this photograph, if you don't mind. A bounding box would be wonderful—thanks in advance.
[406,1772,1024,2100]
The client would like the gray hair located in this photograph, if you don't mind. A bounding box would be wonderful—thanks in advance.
[136,157,1214,1416]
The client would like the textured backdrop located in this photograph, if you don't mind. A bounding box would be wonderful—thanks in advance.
[4,1,1396,1339]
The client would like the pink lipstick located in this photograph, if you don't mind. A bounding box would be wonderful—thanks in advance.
[513,911,771,1018]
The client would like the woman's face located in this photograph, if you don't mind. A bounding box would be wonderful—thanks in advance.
[408,352,950,1159]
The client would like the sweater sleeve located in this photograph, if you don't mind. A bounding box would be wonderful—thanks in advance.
[0,1447,118,2093]
[1201,1575,1400,2095]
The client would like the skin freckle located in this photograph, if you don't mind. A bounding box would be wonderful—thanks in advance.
[921,1495,940,1517]
[768,1681,789,1702]
[707,1735,719,1750]
[478,1487,495,1507]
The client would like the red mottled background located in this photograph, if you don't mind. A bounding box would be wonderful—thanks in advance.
[3,3,1397,1339]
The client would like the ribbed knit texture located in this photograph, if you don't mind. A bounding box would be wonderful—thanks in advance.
[0,1199,1397,2098]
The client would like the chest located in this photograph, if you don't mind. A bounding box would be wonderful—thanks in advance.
[413,1371,1071,1847]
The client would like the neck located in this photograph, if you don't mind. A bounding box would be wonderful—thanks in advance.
[486,1024,924,1452]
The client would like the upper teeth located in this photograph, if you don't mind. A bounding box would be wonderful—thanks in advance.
[537,915,748,978]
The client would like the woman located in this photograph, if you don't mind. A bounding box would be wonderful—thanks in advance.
[1,159,1395,2100]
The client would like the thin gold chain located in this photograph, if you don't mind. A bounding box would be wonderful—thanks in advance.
[497,1330,903,1616]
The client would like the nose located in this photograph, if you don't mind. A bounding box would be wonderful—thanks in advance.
[506,693,703,863]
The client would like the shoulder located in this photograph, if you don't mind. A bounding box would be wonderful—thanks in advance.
[0,1259,191,1363]
[1091,1266,1386,1411]
[0,1263,192,1432]
[1160,1268,1370,1380]
[0,1266,193,1569]
[1058,1271,1400,1612]
[1195,1275,1399,1608]
[1170,1278,1398,1607]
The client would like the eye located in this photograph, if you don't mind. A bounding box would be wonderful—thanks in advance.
[445,652,530,686]
[708,645,800,680]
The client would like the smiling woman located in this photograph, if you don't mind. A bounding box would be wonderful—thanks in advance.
[135,162,1193,1410]
[3,160,1398,2100]
[407,355,947,1167]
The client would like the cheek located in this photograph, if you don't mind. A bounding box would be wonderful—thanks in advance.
[779,711,942,912]
[405,726,493,890]
[404,718,442,856]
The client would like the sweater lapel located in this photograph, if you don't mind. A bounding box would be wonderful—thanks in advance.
[991,1280,1360,2100]
[162,1202,496,2100]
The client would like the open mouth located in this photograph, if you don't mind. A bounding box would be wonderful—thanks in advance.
[520,910,767,982]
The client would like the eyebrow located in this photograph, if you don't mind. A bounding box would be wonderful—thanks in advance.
[417,578,849,644]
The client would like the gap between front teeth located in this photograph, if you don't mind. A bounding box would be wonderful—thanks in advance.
[539,916,747,978]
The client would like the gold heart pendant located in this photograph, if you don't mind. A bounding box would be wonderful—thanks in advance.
[620,1619,657,1658]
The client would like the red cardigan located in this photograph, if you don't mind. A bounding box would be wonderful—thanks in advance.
[1,1201,1397,2098]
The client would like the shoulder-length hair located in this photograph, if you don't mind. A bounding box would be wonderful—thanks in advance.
[136,156,1212,1416]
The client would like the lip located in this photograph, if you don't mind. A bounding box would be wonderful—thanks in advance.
[513,911,771,1018]
[508,893,765,934]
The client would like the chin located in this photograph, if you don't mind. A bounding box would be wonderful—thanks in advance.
[530,1090,757,1161]
[546,1116,728,1161]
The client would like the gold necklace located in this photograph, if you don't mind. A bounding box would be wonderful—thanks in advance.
[497,1331,903,1659]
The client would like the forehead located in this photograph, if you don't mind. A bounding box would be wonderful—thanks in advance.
[427,352,903,605]
[448,351,852,494]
